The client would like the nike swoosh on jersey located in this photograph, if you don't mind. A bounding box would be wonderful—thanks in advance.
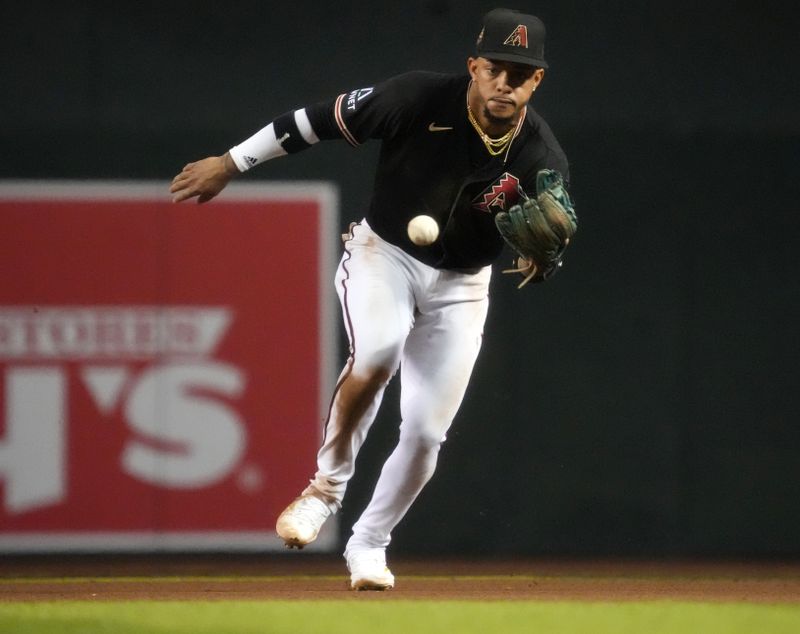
[428,123,454,132]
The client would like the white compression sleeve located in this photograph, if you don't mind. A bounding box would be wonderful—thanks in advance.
[229,108,320,172]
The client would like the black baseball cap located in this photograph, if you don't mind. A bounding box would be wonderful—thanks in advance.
[475,8,548,69]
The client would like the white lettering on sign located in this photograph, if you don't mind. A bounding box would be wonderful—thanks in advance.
[0,306,251,515]
[0,368,66,513]
[122,362,246,488]
[0,307,231,359]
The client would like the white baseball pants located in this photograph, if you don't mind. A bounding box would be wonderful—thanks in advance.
[305,220,491,553]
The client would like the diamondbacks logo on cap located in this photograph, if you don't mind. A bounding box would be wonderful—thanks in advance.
[503,25,529,48]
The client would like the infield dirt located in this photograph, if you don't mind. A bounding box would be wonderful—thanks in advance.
[2,555,798,603]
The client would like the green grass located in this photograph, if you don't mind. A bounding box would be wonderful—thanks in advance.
[1,600,799,634]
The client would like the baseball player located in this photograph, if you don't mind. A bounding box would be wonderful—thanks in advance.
[170,8,576,590]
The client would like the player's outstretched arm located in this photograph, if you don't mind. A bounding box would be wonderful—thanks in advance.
[170,152,240,204]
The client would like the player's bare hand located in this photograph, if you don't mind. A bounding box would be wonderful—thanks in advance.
[170,154,238,204]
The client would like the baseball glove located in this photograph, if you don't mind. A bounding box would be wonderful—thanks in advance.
[495,169,578,288]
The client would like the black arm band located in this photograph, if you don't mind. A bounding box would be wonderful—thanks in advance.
[273,112,312,154]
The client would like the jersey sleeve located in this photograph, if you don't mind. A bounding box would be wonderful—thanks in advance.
[229,72,435,171]
[305,72,426,147]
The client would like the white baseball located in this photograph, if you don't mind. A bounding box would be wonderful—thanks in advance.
[407,214,439,246]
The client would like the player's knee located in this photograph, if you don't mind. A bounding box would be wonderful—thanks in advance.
[350,364,394,389]
[338,366,394,412]
[398,425,446,452]
[351,340,403,378]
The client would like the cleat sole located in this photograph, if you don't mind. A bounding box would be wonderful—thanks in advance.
[351,580,394,591]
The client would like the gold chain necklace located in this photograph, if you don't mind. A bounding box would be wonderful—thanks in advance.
[466,102,514,156]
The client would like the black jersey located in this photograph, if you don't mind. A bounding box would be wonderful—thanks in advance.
[307,71,569,271]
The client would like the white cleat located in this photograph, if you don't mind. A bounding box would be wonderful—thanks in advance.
[346,548,395,591]
[275,494,332,549]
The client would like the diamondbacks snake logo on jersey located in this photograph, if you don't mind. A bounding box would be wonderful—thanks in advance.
[472,172,523,213]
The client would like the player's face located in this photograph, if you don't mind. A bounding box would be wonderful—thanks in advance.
[468,57,544,124]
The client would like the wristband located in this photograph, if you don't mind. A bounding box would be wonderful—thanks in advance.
[229,108,320,172]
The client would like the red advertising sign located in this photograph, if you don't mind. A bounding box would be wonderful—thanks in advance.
[0,181,338,551]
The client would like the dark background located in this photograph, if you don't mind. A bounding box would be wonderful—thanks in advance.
[2,1,798,558]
